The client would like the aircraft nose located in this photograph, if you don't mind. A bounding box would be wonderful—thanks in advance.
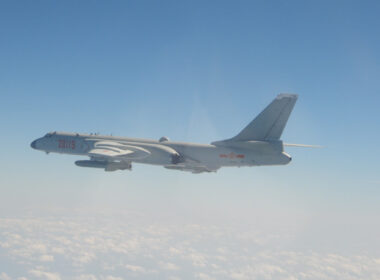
[31,140,37,149]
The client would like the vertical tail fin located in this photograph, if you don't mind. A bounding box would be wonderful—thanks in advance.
[217,94,298,143]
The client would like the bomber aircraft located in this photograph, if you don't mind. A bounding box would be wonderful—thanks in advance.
[31,94,310,173]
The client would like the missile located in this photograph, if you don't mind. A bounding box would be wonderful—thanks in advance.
[75,160,131,171]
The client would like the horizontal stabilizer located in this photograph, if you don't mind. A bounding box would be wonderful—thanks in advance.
[283,143,323,148]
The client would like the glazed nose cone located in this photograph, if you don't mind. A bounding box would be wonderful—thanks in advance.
[31,140,37,149]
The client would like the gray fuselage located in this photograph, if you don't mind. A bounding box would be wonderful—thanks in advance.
[31,132,292,171]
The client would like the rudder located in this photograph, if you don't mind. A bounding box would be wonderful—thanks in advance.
[229,94,298,142]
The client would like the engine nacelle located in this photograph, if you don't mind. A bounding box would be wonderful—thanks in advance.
[171,153,184,164]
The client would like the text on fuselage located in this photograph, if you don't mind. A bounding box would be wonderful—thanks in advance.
[58,139,76,150]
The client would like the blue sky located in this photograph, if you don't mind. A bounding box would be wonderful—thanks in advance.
[0,1,380,279]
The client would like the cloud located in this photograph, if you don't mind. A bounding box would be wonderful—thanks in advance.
[29,268,61,280]
[103,277,123,280]
[187,252,207,267]
[159,262,180,271]
[0,273,11,280]
[39,255,54,262]
[0,214,380,280]
[196,272,215,280]
[74,275,97,280]
[125,264,146,273]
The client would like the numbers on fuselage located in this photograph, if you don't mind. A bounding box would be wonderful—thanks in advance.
[58,139,75,150]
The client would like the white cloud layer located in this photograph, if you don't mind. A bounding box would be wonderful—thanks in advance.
[0,212,379,280]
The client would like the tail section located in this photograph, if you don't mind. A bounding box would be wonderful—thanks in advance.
[216,94,298,143]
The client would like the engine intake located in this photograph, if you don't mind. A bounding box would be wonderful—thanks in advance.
[171,153,184,164]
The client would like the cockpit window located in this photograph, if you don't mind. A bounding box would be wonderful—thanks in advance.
[45,132,55,138]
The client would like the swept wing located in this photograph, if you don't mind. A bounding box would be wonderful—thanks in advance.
[88,141,151,160]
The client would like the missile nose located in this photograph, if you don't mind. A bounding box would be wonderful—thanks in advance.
[31,140,37,149]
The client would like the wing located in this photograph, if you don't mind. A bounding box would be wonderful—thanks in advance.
[165,156,220,174]
[88,141,151,161]
[89,148,134,158]
[164,165,219,173]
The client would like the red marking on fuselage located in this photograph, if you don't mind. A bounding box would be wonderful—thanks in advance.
[219,153,245,159]
[58,139,76,150]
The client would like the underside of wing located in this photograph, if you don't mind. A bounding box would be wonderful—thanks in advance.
[164,165,219,173]
[164,156,220,174]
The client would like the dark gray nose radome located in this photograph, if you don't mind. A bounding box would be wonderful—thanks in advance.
[31,140,37,149]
